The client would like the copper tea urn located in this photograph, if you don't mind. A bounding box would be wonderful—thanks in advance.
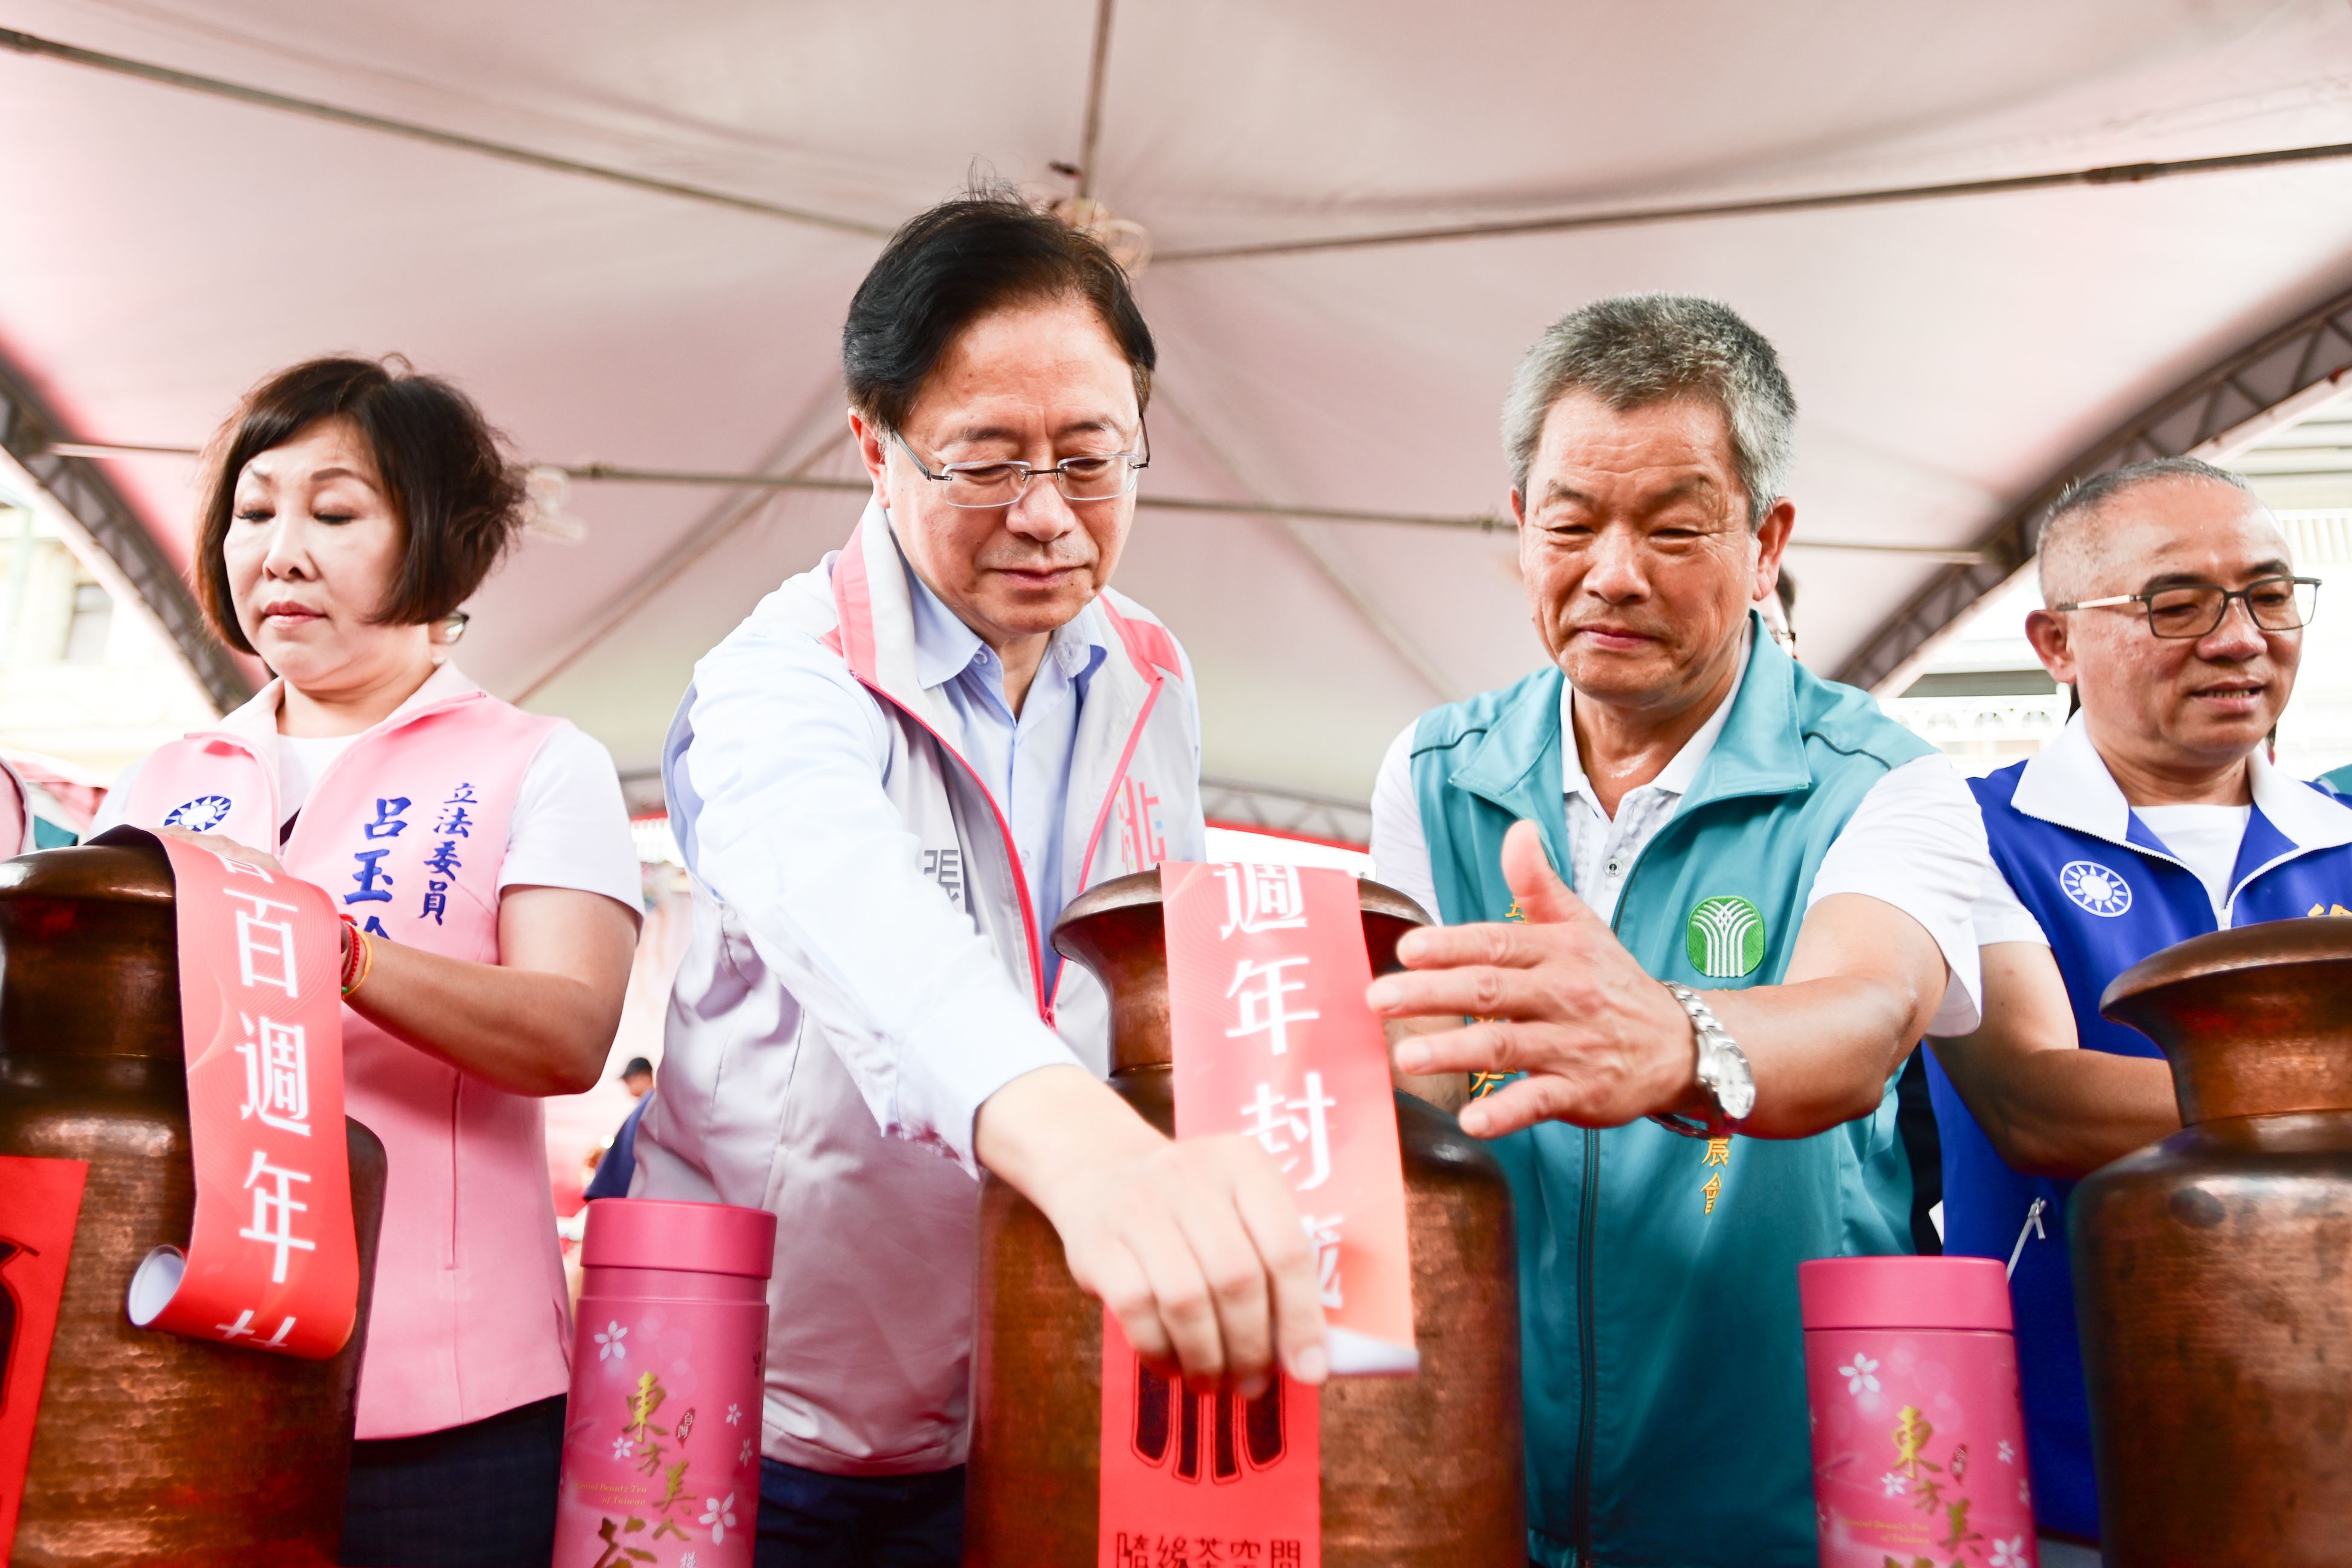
[2073,918,2352,1565]
[964,874,1524,1565]
[0,841,386,1567]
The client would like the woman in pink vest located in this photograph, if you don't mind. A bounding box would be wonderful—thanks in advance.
[93,357,642,1567]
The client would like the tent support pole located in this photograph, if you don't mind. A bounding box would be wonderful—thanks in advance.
[0,25,890,239]
[1075,0,1118,200]
[1156,140,2352,262]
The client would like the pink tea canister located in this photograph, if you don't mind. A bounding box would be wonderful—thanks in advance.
[553,1197,778,1568]
[1800,1256,2037,1568]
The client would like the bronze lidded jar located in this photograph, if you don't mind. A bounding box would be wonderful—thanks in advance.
[963,872,1525,1566]
[2073,919,2352,1566]
[0,839,386,1567]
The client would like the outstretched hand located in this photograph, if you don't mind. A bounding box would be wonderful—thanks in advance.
[1366,819,1706,1138]
[975,1064,1327,1397]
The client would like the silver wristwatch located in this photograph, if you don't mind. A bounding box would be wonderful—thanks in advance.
[1650,981,1756,1137]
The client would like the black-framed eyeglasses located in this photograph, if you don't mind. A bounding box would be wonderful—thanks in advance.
[2051,574,2320,639]
[890,423,1149,509]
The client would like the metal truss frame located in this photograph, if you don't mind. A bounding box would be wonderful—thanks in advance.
[0,353,252,712]
[1837,281,2352,694]
[1200,774,1373,850]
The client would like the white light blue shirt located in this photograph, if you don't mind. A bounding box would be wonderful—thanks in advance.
[905,564,1107,987]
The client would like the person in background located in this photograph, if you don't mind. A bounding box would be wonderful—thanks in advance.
[1364,294,1990,1567]
[582,1056,656,1201]
[2,756,34,854]
[91,356,642,1568]
[1925,457,2349,1566]
[2319,759,2352,797]
[633,189,1323,1567]
[2,751,94,850]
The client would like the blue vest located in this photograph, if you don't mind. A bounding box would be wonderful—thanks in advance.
[1932,739,2352,1540]
[1410,624,1935,1568]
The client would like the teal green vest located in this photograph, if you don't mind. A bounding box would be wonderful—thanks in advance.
[1410,624,1933,1568]
[2322,763,2352,799]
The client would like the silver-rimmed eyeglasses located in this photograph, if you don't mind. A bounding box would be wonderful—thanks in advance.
[891,425,1149,509]
[2052,574,2320,639]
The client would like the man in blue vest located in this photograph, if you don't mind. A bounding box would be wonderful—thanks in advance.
[1365,294,1992,1567]
[1924,456,2350,1567]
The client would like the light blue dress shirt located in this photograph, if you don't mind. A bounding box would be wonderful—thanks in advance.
[905,564,1107,990]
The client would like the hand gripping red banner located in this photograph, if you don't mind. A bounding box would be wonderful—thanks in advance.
[1097,863,1419,1567]
[122,833,360,1360]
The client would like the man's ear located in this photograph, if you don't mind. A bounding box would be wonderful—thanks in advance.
[1511,488,1554,641]
[1753,497,1796,599]
[847,409,889,503]
[2024,607,2079,686]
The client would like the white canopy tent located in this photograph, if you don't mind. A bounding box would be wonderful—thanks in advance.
[6,0,2352,839]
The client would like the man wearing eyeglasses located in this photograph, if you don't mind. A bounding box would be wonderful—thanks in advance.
[636,189,1325,1566]
[1924,455,2350,1566]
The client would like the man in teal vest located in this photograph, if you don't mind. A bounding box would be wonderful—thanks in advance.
[1365,295,1992,1566]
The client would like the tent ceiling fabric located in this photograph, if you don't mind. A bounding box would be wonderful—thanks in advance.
[5,1,2352,804]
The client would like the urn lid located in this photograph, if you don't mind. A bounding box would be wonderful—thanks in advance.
[0,834,177,907]
[0,834,183,1062]
[2100,919,2352,1122]
[1798,1256,2014,1333]
[582,1197,778,1280]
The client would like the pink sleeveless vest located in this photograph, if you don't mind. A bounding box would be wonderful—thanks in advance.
[120,664,574,1439]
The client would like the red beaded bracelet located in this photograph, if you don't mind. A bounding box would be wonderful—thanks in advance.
[336,912,369,997]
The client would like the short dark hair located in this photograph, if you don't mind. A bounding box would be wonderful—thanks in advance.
[2036,455,2258,602]
[620,1056,654,1081]
[2039,455,2252,538]
[1503,294,1796,527]
[195,356,526,655]
[842,184,1155,434]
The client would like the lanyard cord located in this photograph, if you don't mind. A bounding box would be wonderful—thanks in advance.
[2005,1197,2049,1279]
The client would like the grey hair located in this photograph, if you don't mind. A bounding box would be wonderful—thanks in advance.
[2036,457,2258,600]
[1502,293,1797,529]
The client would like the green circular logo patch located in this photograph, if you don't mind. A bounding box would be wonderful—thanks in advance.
[1686,895,1766,979]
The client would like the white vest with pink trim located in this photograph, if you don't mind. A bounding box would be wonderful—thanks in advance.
[117,664,575,1440]
[638,512,1204,1475]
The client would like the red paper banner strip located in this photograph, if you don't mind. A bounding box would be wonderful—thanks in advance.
[1098,862,1423,1565]
[123,832,359,1360]
[0,1154,88,1563]
[1165,862,1416,1370]
[1099,1313,1320,1568]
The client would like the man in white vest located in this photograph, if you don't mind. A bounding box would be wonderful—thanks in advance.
[636,189,1326,1566]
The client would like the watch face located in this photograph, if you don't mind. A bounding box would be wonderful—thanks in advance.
[1705,1038,1757,1121]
